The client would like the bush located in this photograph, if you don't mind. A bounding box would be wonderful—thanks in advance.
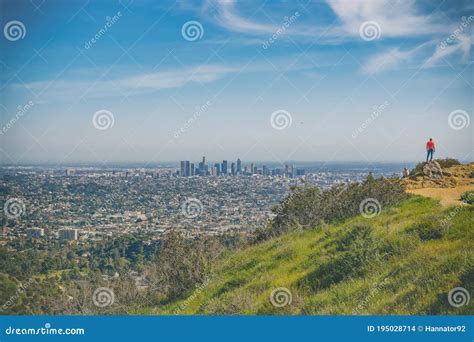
[406,219,444,240]
[436,158,461,168]
[461,191,474,204]
[258,174,408,240]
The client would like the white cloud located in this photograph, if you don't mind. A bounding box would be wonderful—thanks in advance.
[202,0,446,41]
[326,0,445,38]
[423,34,471,68]
[361,42,430,74]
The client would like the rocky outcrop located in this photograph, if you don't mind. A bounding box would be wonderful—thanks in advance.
[422,161,443,179]
[404,162,474,189]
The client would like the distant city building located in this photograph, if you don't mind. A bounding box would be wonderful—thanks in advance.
[190,163,195,176]
[65,168,75,176]
[221,160,228,175]
[231,162,236,175]
[180,161,186,177]
[58,229,78,241]
[250,163,254,175]
[185,161,190,177]
[214,163,221,176]
[296,169,305,176]
[236,158,242,173]
[27,228,44,238]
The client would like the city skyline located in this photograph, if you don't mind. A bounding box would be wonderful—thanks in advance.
[1,0,472,164]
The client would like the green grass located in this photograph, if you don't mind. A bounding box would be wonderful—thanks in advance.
[138,196,474,315]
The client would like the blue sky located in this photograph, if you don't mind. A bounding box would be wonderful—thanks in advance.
[0,0,472,164]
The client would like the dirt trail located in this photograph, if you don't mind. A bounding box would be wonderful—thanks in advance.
[407,184,474,207]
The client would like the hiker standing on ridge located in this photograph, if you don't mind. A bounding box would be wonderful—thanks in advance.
[426,138,435,162]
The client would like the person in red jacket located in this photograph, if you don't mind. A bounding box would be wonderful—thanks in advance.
[426,138,435,162]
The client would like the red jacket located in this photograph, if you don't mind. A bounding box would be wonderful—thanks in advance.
[426,141,435,150]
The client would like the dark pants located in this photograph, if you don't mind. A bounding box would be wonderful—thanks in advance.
[426,149,434,161]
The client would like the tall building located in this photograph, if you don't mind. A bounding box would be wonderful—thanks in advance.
[236,158,242,173]
[185,161,190,177]
[231,162,236,175]
[221,160,228,175]
[263,165,268,176]
[198,156,206,176]
[214,163,221,176]
[180,161,186,177]
[190,163,195,176]
[58,229,78,241]
[250,163,254,175]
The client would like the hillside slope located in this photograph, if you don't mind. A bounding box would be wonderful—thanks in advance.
[144,196,473,315]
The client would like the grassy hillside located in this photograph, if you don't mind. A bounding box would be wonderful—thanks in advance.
[142,195,473,315]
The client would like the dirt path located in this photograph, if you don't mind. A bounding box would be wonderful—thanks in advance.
[407,185,474,207]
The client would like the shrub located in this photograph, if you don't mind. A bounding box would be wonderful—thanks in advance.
[436,158,461,168]
[461,191,474,204]
[406,219,444,240]
[259,174,408,240]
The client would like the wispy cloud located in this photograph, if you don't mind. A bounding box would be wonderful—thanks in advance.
[423,34,471,68]
[202,0,447,41]
[326,0,446,38]
[20,65,237,98]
